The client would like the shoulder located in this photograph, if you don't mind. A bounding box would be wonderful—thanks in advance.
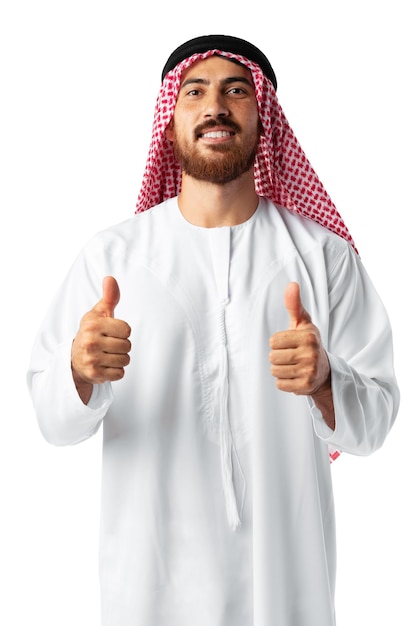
[83,198,178,259]
[260,198,355,265]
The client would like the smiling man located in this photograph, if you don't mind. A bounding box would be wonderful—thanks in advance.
[27,35,399,626]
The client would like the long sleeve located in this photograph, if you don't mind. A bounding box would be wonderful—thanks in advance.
[27,251,113,446]
[310,243,400,455]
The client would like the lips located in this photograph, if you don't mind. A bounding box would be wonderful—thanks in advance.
[195,119,240,140]
[200,130,235,139]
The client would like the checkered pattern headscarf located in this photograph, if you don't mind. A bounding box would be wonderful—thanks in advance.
[135,48,356,260]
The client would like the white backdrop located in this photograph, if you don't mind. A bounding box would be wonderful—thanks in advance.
[1,1,415,624]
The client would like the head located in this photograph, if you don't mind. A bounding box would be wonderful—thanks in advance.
[162,36,276,185]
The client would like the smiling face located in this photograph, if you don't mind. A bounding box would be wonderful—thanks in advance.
[165,55,261,185]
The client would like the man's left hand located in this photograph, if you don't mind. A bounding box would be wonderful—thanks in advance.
[269,282,331,397]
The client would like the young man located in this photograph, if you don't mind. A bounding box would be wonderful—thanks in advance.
[27,35,399,626]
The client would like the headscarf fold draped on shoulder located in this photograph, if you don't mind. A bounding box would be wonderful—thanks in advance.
[135,34,356,257]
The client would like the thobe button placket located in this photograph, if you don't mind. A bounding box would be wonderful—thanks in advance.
[209,228,246,530]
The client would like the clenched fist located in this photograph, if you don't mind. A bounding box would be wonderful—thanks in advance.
[71,276,131,403]
[269,282,334,429]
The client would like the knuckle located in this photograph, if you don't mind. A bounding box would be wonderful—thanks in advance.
[113,368,125,381]
[77,332,100,354]
[119,355,130,367]
[305,331,318,348]
[82,317,101,333]
[84,366,100,382]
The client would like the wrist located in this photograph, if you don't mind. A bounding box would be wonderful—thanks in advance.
[71,364,94,405]
[312,374,335,431]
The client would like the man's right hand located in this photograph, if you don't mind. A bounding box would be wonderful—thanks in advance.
[71,276,132,403]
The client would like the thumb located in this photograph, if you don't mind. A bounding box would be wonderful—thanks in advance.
[94,276,120,318]
[284,282,311,329]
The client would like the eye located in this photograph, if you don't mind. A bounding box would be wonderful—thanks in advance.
[186,88,202,97]
[228,87,245,94]
[225,86,251,98]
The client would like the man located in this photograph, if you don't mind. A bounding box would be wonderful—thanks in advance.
[27,35,399,626]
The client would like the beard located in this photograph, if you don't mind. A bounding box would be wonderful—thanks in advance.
[171,119,261,185]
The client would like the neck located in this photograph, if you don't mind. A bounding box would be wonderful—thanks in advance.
[177,169,259,228]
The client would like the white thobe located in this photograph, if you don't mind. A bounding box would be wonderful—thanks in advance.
[27,197,399,626]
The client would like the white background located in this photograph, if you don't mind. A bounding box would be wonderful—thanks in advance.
[1,1,415,624]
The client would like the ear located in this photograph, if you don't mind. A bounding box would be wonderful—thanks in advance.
[165,119,174,142]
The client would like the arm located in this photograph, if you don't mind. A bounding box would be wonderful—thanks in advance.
[321,244,399,454]
[269,246,399,455]
[27,255,131,446]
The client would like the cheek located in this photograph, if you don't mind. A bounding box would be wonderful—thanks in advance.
[246,116,261,142]
[238,104,260,135]
[168,110,194,141]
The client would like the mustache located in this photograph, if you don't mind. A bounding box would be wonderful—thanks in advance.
[194,118,241,138]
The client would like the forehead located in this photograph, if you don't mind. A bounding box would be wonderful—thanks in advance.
[180,55,254,85]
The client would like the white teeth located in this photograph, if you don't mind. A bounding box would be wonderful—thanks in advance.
[202,131,232,138]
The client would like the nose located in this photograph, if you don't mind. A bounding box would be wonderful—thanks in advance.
[204,90,230,118]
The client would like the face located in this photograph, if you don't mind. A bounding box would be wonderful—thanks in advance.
[165,56,261,185]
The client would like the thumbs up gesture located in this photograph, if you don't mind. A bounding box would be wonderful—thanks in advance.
[71,277,131,403]
[269,282,331,401]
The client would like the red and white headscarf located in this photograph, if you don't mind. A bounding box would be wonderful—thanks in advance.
[135,48,356,261]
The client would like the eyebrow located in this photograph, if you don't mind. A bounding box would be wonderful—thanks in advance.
[180,76,254,90]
